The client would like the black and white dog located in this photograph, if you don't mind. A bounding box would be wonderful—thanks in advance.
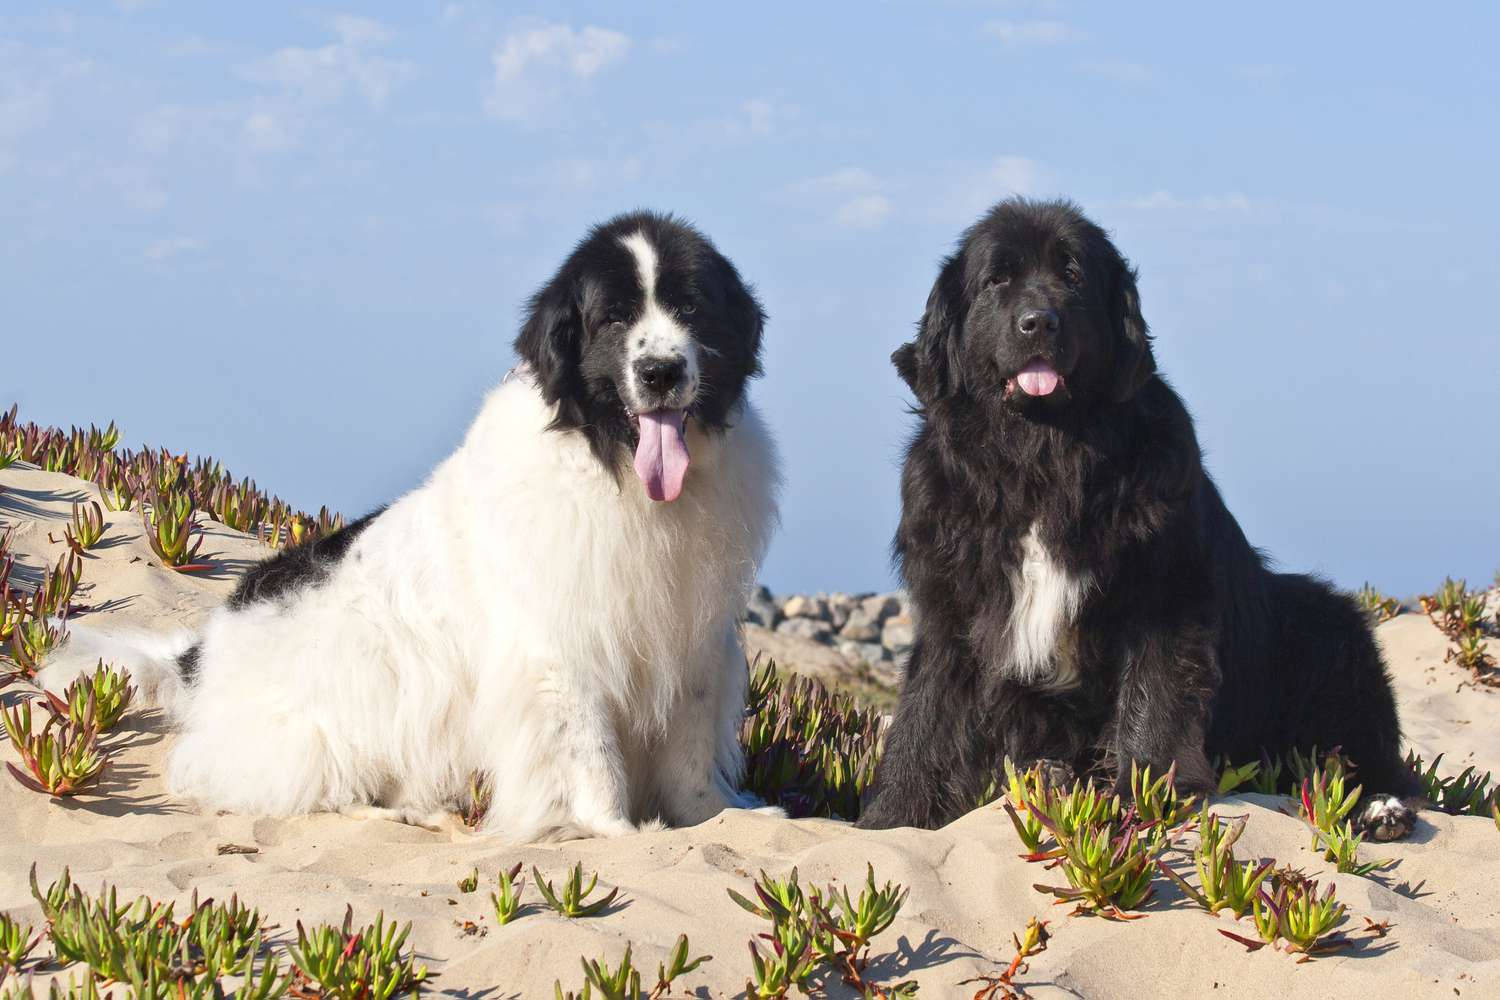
[48,212,781,841]
[858,199,1417,838]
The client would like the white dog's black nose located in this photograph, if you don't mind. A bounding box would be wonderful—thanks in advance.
[634,356,687,395]
[1018,309,1060,335]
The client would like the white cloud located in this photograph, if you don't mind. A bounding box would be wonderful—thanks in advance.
[244,15,412,110]
[144,236,203,261]
[835,194,892,230]
[793,168,894,230]
[485,21,630,121]
[983,19,1076,45]
[933,155,1046,224]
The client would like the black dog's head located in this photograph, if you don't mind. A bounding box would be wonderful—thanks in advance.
[515,211,765,501]
[893,198,1154,416]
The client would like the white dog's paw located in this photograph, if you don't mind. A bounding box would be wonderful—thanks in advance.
[750,804,788,819]
[1357,793,1417,842]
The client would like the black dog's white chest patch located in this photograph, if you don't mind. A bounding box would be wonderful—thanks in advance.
[1002,524,1092,689]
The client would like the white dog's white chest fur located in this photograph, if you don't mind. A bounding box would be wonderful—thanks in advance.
[1001,524,1092,689]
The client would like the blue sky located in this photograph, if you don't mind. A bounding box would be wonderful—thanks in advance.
[4,2,1497,598]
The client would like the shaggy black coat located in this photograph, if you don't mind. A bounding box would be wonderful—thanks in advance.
[858,199,1417,836]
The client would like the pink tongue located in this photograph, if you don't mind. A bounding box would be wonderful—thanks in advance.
[1015,359,1061,397]
[633,410,690,502]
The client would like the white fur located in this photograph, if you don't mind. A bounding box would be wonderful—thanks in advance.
[1001,523,1092,689]
[620,230,700,412]
[47,373,780,842]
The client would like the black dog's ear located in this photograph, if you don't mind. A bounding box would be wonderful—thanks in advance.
[722,260,766,379]
[1110,261,1157,402]
[514,275,582,405]
[894,260,964,405]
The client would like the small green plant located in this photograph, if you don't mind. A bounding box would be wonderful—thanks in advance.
[1297,754,1361,849]
[63,502,106,555]
[491,863,525,924]
[287,907,427,1000]
[534,863,620,919]
[730,866,915,999]
[461,770,492,828]
[959,917,1050,1000]
[1221,881,1349,959]
[140,487,211,572]
[2,701,107,796]
[0,913,41,971]
[45,662,135,733]
[1128,760,1197,829]
[1029,808,1163,917]
[1215,759,1261,795]
[1157,806,1271,918]
[1315,821,1394,877]
[1354,583,1400,622]
[457,868,478,894]
[555,936,711,1000]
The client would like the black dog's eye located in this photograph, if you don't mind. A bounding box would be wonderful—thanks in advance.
[1062,261,1083,287]
[986,274,1011,290]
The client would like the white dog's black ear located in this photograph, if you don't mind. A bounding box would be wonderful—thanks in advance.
[1110,262,1157,402]
[515,277,583,405]
[895,260,964,405]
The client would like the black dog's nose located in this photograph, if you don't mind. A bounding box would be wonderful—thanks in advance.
[1018,309,1060,335]
[634,356,687,394]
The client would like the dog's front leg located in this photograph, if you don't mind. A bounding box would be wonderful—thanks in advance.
[1111,625,1220,795]
[654,627,768,826]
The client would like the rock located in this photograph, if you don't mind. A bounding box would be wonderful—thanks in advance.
[838,640,888,670]
[745,585,779,628]
[826,592,855,630]
[861,593,903,624]
[782,594,829,621]
[881,616,914,656]
[777,617,833,643]
[838,607,881,642]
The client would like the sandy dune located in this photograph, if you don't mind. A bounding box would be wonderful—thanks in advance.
[3,463,1498,998]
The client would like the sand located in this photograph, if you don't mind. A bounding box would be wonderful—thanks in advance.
[3,462,1499,998]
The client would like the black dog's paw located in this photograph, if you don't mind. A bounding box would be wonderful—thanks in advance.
[1033,758,1076,792]
[1357,793,1417,842]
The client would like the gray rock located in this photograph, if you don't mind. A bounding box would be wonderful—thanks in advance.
[826,592,855,630]
[881,615,914,656]
[777,617,833,643]
[838,607,881,642]
[745,585,779,628]
[868,656,905,688]
[838,640,889,670]
[861,593,903,624]
[782,594,829,621]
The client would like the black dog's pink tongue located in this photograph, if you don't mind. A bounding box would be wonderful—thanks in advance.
[634,410,690,502]
[1015,359,1061,397]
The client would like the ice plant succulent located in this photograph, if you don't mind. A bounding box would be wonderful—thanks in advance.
[62,502,106,555]
[45,662,135,733]
[960,917,1050,1000]
[739,660,884,820]
[491,863,525,924]
[555,936,711,1000]
[2,701,107,796]
[140,486,211,572]
[534,863,620,919]
[0,913,41,972]
[1298,755,1362,849]
[288,907,428,1000]
[1222,880,1349,959]
[1157,806,1271,918]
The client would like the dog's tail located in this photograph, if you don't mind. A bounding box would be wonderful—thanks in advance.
[34,621,197,717]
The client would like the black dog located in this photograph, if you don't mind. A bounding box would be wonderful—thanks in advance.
[858,199,1417,839]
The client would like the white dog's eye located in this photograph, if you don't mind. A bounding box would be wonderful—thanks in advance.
[680,301,697,316]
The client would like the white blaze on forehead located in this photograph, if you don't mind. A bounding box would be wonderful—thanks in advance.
[620,230,659,304]
[617,229,699,411]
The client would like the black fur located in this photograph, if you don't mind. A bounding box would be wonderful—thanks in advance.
[859,199,1416,831]
[514,210,765,474]
[178,509,384,683]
